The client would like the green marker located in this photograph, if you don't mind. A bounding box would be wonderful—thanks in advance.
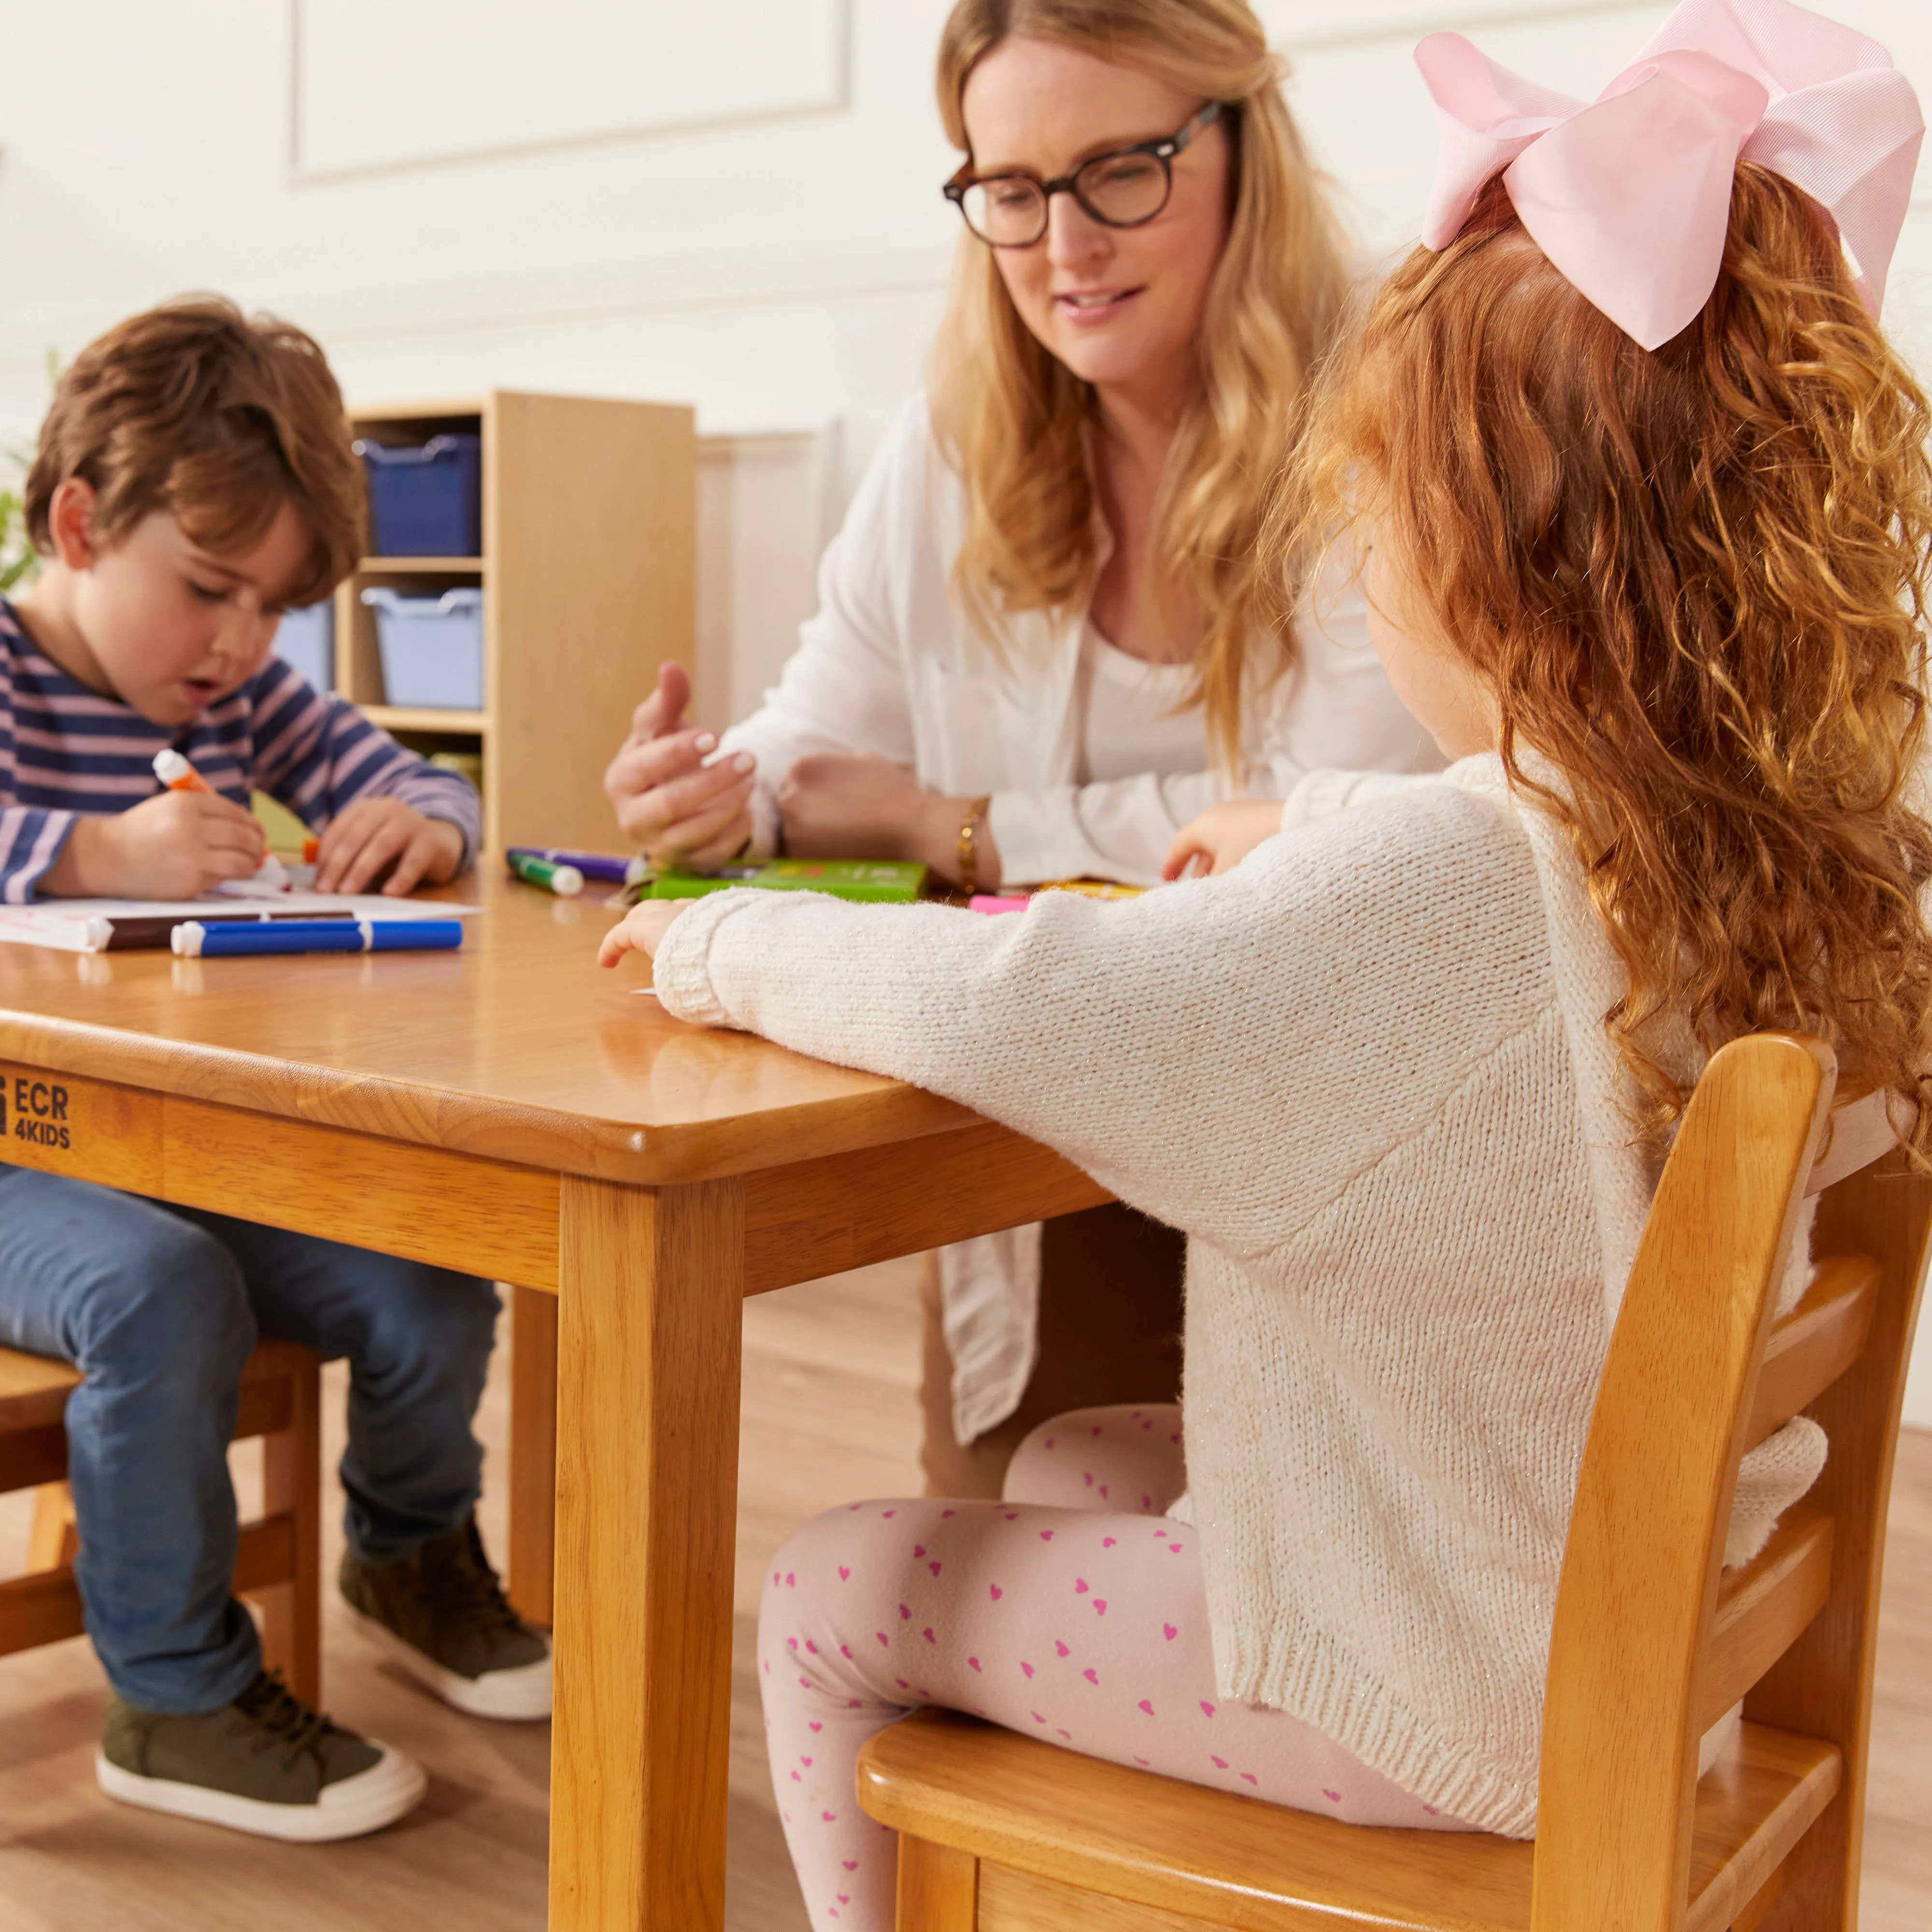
[507,852,584,897]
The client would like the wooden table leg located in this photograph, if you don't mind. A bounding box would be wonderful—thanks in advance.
[549,1175,746,1932]
[509,1285,559,1627]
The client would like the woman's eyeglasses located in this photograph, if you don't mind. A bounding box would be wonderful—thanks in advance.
[944,102,1224,249]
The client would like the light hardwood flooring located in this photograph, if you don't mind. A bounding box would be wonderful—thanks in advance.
[0,1258,1927,1930]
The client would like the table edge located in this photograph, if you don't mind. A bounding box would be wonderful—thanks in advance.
[0,1007,979,1185]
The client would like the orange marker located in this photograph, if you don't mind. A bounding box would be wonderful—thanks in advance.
[302,837,320,864]
[152,748,212,794]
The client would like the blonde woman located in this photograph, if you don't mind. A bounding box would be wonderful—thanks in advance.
[605,0,1435,1494]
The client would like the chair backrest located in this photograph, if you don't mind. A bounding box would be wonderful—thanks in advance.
[1531,1033,1932,1932]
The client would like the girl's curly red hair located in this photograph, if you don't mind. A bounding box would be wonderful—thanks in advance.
[1284,164,1932,1146]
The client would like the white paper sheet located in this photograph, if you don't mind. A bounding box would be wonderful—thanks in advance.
[0,894,482,954]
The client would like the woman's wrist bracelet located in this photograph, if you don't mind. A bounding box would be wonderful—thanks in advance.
[956,795,992,895]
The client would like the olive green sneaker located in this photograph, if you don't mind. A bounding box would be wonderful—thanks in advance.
[95,1670,425,1841]
[340,1516,551,1721]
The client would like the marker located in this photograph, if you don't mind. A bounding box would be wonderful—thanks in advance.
[153,748,213,793]
[506,846,640,886]
[87,909,349,953]
[506,852,584,897]
[171,918,464,958]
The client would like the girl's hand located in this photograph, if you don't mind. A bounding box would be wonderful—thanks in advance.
[603,663,756,869]
[598,899,689,968]
[1162,800,1285,881]
[314,798,464,895]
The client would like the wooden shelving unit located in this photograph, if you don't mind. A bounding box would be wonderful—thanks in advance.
[338,391,695,854]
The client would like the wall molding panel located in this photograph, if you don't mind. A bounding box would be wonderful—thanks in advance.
[288,0,853,183]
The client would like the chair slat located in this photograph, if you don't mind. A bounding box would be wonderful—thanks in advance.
[1,1340,314,1493]
[1697,1507,1832,1732]
[1684,1726,1841,1932]
[0,1511,296,1657]
[1744,1258,1877,1451]
[0,1423,70,1494]
[0,1350,81,1431]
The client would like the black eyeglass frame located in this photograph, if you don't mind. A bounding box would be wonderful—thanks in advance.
[943,100,1225,248]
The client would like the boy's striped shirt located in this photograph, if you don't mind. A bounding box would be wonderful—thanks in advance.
[0,599,481,902]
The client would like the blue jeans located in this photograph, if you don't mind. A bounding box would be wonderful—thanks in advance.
[0,1165,499,1714]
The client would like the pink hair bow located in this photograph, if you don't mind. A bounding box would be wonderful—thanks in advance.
[1417,0,1924,349]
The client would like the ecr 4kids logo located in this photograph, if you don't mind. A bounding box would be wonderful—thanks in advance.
[1,1070,72,1150]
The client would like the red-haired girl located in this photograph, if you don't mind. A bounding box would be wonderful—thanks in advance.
[603,5,1931,1925]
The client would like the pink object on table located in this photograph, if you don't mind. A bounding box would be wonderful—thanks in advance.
[969,894,1030,915]
[1416,0,1923,349]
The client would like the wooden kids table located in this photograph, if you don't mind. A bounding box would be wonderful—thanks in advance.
[0,872,1107,1929]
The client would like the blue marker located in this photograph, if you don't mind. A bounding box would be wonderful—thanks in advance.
[171,918,464,958]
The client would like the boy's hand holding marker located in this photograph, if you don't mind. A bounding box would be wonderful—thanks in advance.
[43,784,268,898]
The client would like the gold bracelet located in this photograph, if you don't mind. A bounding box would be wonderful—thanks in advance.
[957,795,992,896]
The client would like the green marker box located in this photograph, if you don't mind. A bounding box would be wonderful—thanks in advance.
[645,859,927,903]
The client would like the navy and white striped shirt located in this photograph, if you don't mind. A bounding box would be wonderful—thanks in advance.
[0,599,481,902]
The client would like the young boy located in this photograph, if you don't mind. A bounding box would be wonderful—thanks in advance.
[0,298,548,1841]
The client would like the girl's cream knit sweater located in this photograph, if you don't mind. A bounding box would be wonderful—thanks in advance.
[651,754,1824,1838]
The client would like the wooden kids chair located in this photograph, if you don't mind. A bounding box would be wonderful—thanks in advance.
[857,1032,1930,1932]
[0,1338,324,1704]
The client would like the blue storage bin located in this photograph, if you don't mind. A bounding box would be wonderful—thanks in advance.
[361,587,485,710]
[355,433,482,557]
[273,600,334,691]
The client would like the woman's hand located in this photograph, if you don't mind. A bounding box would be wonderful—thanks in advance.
[598,899,689,969]
[603,662,757,869]
[1162,799,1284,881]
[779,754,1001,888]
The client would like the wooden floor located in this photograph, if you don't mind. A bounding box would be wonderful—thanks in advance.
[0,1258,1927,1930]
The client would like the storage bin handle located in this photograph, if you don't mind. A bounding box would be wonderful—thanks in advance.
[352,435,472,468]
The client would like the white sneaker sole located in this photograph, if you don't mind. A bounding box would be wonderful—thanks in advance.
[345,1605,553,1720]
[96,1741,426,1842]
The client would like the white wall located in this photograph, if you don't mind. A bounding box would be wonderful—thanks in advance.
[0,0,1928,1412]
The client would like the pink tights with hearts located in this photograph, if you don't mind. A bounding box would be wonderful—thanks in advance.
[759,1404,1470,1929]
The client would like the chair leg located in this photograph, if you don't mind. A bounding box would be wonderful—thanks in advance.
[1732,1860,1788,1932]
[259,1357,323,1706]
[27,1482,77,1572]
[895,1835,978,1932]
[508,1284,558,1628]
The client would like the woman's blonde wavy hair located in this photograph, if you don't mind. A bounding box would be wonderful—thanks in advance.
[929,0,1350,767]
[1281,164,1932,1148]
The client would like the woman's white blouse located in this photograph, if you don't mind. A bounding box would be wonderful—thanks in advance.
[718,392,1442,1444]
[719,393,1439,890]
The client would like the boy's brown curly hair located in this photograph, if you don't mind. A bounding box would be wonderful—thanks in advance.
[26,295,364,606]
